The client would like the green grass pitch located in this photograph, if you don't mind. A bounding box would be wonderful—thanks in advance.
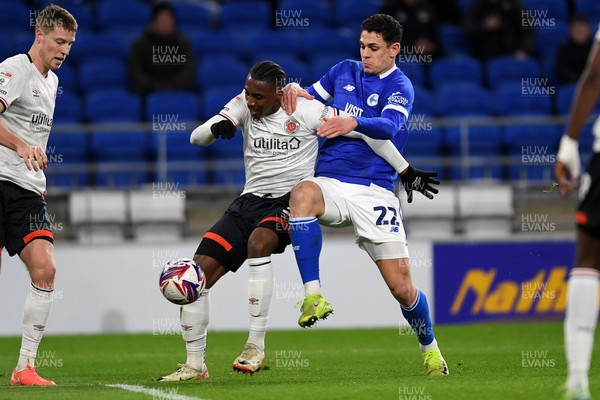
[0,321,598,399]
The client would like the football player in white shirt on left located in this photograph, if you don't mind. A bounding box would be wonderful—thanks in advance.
[0,5,77,387]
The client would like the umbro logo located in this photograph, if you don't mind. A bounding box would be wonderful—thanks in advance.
[343,84,355,92]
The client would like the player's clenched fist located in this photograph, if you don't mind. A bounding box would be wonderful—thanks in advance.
[17,144,47,172]
[210,119,237,139]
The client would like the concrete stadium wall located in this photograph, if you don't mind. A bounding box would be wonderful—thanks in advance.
[0,237,434,336]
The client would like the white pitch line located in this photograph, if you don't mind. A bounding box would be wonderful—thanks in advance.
[106,384,208,400]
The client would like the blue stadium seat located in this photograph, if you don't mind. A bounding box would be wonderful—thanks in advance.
[403,125,446,179]
[438,25,470,57]
[219,2,271,29]
[91,129,149,188]
[535,21,568,60]
[556,84,600,115]
[54,62,77,93]
[494,83,553,116]
[411,85,436,116]
[12,32,33,55]
[159,167,209,188]
[200,86,243,120]
[436,83,493,117]
[85,89,142,123]
[332,0,382,28]
[54,91,83,123]
[64,3,93,29]
[45,131,90,188]
[41,0,87,6]
[446,125,504,180]
[146,91,200,122]
[85,89,147,187]
[0,36,13,62]
[68,31,128,66]
[96,1,150,31]
[504,124,562,181]
[301,28,357,60]
[556,83,577,115]
[78,57,126,92]
[0,4,31,33]
[523,0,568,25]
[145,89,201,181]
[541,56,559,89]
[173,2,214,32]
[243,29,302,61]
[278,0,331,27]
[429,56,482,89]
[398,62,425,88]
[486,56,541,89]
[188,29,244,60]
[195,57,248,91]
[145,90,201,183]
[48,90,88,187]
[576,0,600,24]
[102,27,142,54]
[209,129,245,186]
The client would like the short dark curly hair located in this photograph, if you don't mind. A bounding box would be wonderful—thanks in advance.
[249,60,286,93]
[361,14,403,46]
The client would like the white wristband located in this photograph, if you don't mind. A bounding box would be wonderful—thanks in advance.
[556,134,581,178]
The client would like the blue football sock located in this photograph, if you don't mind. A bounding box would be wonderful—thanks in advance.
[401,289,435,346]
[289,217,322,284]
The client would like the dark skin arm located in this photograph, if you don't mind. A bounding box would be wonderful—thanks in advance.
[555,41,600,196]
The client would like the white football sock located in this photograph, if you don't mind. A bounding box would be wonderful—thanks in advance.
[565,268,599,391]
[17,284,53,371]
[420,338,438,353]
[247,257,273,352]
[304,280,322,296]
[181,288,210,371]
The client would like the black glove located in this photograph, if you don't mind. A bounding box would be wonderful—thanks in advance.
[210,119,236,139]
[402,165,440,203]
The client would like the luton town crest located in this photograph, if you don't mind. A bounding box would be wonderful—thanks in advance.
[284,117,299,134]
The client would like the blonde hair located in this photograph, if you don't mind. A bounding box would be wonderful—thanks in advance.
[35,4,78,33]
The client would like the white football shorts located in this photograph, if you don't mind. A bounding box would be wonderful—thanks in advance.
[303,176,409,261]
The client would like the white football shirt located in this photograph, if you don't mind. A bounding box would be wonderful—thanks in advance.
[219,92,337,197]
[0,54,59,195]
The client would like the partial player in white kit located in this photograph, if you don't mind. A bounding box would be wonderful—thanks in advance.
[0,5,77,386]
[555,24,600,400]
[158,61,437,380]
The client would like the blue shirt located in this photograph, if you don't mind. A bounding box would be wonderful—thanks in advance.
[307,59,414,192]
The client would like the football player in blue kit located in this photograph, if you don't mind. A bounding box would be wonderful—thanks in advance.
[281,13,447,376]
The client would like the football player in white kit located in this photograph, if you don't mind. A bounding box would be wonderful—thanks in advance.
[158,61,438,380]
[0,5,76,386]
[555,24,600,400]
